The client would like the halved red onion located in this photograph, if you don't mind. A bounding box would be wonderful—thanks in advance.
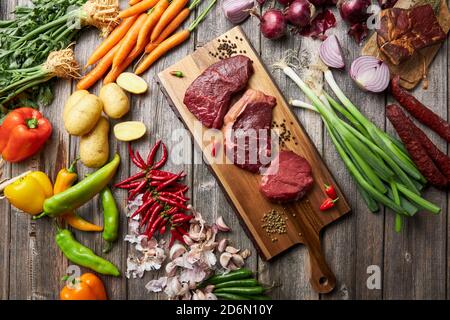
[319,34,345,69]
[223,0,255,24]
[350,56,390,93]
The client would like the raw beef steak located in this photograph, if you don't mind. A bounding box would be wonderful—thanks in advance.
[223,89,276,173]
[183,55,254,129]
[260,150,314,203]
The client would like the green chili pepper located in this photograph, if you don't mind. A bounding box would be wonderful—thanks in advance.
[101,187,119,253]
[55,229,120,277]
[214,286,264,295]
[203,268,253,285]
[214,292,251,300]
[213,279,259,289]
[37,154,120,218]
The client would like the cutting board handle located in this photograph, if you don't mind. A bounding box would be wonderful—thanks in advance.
[305,231,336,294]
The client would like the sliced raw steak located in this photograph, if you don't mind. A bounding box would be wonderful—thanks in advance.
[260,150,314,203]
[183,55,254,129]
[223,89,276,173]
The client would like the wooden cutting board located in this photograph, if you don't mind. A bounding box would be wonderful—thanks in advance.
[157,26,351,293]
[362,0,450,89]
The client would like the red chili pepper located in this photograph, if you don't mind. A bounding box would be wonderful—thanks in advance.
[319,197,339,211]
[160,224,167,235]
[324,184,337,199]
[143,204,163,230]
[159,192,188,203]
[171,213,188,220]
[175,226,188,236]
[140,203,158,226]
[114,171,146,187]
[158,195,189,210]
[135,150,147,168]
[131,198,155,219]
[172,215,192,225]
[147,140,161,166]
[169,230,176,247]
[153,143,168,169]
[156,172,183,191]
[171,229,186,244]
[142,190,151,203]
[128,180,147,201]
[148,215,164,238]
[116,181,143,189]
[128,143,146,169]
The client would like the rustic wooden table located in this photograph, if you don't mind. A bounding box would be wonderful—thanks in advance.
[1,0,449,300]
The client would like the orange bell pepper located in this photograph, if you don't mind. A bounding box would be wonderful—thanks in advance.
[0,107,52,162]
[60,273,107,300]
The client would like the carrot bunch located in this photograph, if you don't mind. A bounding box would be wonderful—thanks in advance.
[78,0,216,90]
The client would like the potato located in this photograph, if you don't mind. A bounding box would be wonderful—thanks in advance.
[99,83,130,119]
[113,121,146,141]
[64,93,103,136]
[63,90,89,121]
[116,72,148,94]
[80,116,110,168]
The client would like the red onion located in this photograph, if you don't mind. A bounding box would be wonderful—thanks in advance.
[259,9,287,40]
[277,0,294,6]
[350,56,390,93]
[222,0,255,24]
[337,0,371,25]
[285,0,316,28]
[319,34,344,68]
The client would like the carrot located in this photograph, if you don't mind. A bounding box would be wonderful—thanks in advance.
[135,30,189,75]
[104,47,144,84]
[136,0,216,75]
[113,13,147,68]
[150,0,189,42]
[119,0,160,18]
[86,15,138,68]
[129,0,142,5]
[145,0,201,53]
[77,40,124,90]
[136,0,169,52]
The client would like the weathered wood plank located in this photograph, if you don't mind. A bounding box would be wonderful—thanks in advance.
[321,14,385,300]
[192,5,259,295]
[257,7,323,299]
[126,8,196,300]
[383,40,448,300]
[0,0,14,301]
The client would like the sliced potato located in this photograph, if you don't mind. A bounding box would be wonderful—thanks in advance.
[113,121,147,141]
[116,72,148,94]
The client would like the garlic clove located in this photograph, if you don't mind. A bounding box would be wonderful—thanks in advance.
[240,248,252,259]
[225,246,240,254]
[183,235,194,246]
[169,243,187,260]
[216,216,231,232]
[218,239,228,252]
[231,254,245,267]
[220,252,233,268]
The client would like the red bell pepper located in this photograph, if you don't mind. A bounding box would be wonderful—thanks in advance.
[0,107,52,162]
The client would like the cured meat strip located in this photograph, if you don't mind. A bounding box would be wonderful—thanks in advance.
[386,104,448,188]
[376,5,446,65]
[391,75,450,143]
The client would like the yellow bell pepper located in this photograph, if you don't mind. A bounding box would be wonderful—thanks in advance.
[54,159,103,232]
[4,171,53,215]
